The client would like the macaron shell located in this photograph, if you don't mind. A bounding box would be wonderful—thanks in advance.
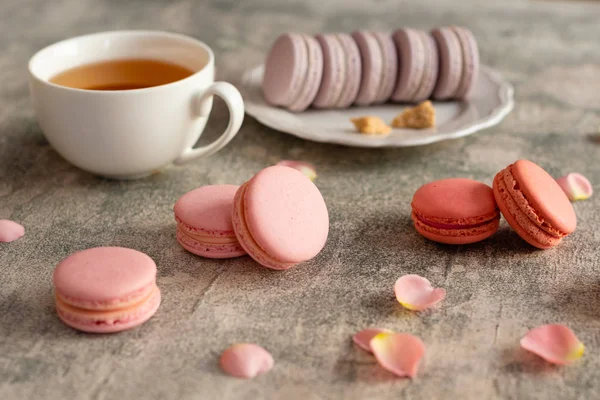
[413,31,439,102]
[431,27,463,100]
[174,185,239,235]
[391,28,426,102]
[232,183,296,270]
[56,286,161,333]
[53,247,157,309]
[262,33,308,107]
[372,32,398,104]
[352,31,383,106]
[313,34,346,109]
[493,172,561,249]
[412,178,499,224]
[508,160,576,234]
[451,26,479,99]
[335,33,362,108]
[289,35,324,112]
[242,166,329,264]
[412,214,499,245]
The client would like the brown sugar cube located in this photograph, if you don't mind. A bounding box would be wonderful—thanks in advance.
[391,100,436,129]
[351,116,392,136]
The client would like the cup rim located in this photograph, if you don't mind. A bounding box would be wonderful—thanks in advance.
[28,30,215,94]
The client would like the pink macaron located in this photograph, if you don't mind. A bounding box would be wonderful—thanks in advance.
[412,178,500,244]
[53,247,161,333]
[352,30,383,106]
[431,27,464,100]
[391,28,426,103]
[413,31,439,102]
[232,166,329,270]
[262,33,323,111]
[493,160,577,249]
[174,185,246,258]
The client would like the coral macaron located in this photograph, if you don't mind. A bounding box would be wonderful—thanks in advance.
[411,178,500,244]
[493,160,576,249]
[232,166,329,270]
[53,247,161,333]
[174,185,246,259]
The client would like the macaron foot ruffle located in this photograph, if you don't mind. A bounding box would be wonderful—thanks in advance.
[0,220,24,243]
[370,332,425,378]
[520,324,584,365]
[275,160,317,181]
[220,343,274,378]
[352,328,392,353]
[556,173,592,201]
[394,274,446,311]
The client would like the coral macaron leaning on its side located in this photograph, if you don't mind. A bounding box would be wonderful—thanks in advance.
[411,178,500,244]
[493,160,576,249]
[232,165,329,270]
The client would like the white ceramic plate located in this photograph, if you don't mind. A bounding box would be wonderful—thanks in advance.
[239,65,514,147]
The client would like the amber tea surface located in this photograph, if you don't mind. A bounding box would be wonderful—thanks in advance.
[49,58,195,90]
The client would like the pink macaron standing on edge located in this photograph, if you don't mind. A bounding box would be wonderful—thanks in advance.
[493,160,577,249]
[174,185,246,258]
[232,166,329,270]
[262,33,323,112]
[391,28,426,103]
[411,178,500,244]
[53,247,161,333]
[351,30,383,106]
[431,27,464,100]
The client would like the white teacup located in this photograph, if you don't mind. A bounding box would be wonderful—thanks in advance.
[28,30,244,179]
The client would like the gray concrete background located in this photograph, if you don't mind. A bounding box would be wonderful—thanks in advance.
[1,0,600,399]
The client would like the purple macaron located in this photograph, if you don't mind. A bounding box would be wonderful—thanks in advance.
[451,26,479,99]
[372,32,398,104]
[262,33,323,111]
[351,31,383,106]
[412,31,439,102]
[431,27,464,101]
[334,33,362,108]
[313,34,346,109]
[391,28,426,103]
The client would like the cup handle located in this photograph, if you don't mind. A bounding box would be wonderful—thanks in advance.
[174,81,244,165]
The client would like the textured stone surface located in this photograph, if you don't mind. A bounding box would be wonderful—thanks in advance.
[1,0,600,399]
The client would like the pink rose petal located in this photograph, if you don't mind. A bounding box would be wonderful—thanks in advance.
[556,173,593,201]
[520,324,584,365]
[275,160,317,181]
[370,332,425,378]
[0,220,24,243]
[353,328,392,353]
[394,274,446,311]
[220,343,274,378]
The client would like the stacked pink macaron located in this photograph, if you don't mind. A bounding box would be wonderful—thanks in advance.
[262,26,479,111]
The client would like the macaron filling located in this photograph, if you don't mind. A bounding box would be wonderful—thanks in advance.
[56,286,161,328]
[55,281,156,310]
[414,214,499,230]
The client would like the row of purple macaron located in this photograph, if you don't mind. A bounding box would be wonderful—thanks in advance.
[262,26,479,112]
